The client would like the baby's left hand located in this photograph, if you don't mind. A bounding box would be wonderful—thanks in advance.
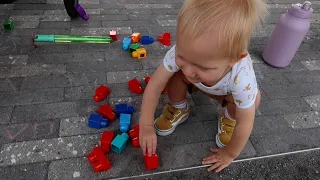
[202,148,235,172]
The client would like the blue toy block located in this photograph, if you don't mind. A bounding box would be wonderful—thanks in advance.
[119,113,131,133]
[122,37,132,51]
[111,133,129,154]
[115,104,134,116]
[88,114,109,129]
[140,36,154,45]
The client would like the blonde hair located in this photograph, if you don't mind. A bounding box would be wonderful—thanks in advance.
[177,0,268,61]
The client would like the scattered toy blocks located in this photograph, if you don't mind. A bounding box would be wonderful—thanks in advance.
[110,30,117,41]
[88,114,109,129]
[75,4,89,21]
[144,76,167,94]
[88,147,111,172]
[131,32,141,43]
[111,133,129,154]
[128,78,143,94]
[120,114,131,133]
[94,85,110,102]
[115,104,134,116]
[144,151,159,170]
[158,32,171,46]
[98,104,116,121]
[129,43,141,54]
[141,36,154,45]
[100,131,115,153]
[132,48,147,60]
[129,124,140,147]
[2,20,14,32]
[122,37,132,51]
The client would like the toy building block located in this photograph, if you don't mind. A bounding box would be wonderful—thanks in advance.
[129,43,141,54]
[75,4,89,21]
[115,104,134,117]
[132,137,140,147]
[122,37,132,51]
[87,147,111,172]
[98,104,116,121]
[109,30,117,41]
[120,113,131,133]
[158,32,171,46]
[2,20,14,32]
[111,133,129,154]
[128,78,143,94]
[131,32,141,43]
[141,36,154,45]
[132,48,147,60]
[94,85,110,102]
[129,124,140,147]
[88,114,109,129]
[144,76,167,94]
[100,131,115,153]
[144,150,159,170]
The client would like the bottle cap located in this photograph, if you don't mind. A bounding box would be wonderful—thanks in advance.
[289,1,313,19]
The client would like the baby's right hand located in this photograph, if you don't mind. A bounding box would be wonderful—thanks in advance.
[139,124,157,156]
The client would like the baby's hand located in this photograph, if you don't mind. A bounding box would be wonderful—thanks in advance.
[202,148,235,172]
[139,124,157,156]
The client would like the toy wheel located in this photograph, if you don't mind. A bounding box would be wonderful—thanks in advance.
[63,0,79,18]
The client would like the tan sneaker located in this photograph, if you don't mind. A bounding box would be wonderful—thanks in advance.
[216,112,236,148]
[154,104,190,136]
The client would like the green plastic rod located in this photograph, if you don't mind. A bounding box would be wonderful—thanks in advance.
[33,34,112,43]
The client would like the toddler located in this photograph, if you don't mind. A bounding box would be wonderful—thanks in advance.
[139,0,268,172]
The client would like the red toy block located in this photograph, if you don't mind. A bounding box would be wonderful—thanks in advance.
[100,131,115,153]
[98,104,116,121]
[144,150,159,170]
[144,76,167,94]
[94,85,110,102]
[110,30,117,41]
[158,32,171,46]
[129,124,139,139]
[132,137,140,147]
[128,78,143,94]
[87,147,111,172]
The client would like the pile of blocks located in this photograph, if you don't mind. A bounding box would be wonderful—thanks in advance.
[87,84,159,172]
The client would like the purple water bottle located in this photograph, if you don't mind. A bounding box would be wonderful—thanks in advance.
[262,1,313,68]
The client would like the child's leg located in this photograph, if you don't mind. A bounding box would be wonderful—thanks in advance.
[154,70,191,136]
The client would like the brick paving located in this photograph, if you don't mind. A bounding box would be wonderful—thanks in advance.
[0,0,319,179]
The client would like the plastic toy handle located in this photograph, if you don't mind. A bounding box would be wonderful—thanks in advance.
[34,34,55,42]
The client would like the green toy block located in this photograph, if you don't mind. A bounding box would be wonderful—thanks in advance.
[2,20,14,32]
[129,43,140,54]
[111,133,129,154]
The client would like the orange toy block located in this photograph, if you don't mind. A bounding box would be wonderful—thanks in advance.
[131,32,141,43]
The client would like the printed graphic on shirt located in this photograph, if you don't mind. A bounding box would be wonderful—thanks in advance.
[163,45,179,73]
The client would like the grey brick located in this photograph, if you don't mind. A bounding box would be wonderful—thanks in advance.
[0,77,23,92]
[292,51,320,61]
[301,61,320,70]
[81,4,124,9]
[251,115,292,136]
[47,0,100,4]
[70,27,132,35]
[0,162,48,180]
[30,44,71,54]
[0,134,99,166]
[13,4,65,10]
[152,9,180,15]
[252,25,275,37]
[11,28,70,37]
[40,14,70,21]
[185,105,219,122]
[9,15,40,21]
[283,70,320,83]
[0,4,14,10]
[129,14,159,20]
[9,10,44,15]
[250,128,320,156]
[157,19,177,26]
[304,95,320,111]
[125,4,173,9]
[107,70,154,84]
[102,20,157,27]
[190,91,220,106]
[11,100,97,123]
[259,97,313,116]
[11,21,39,28]
[15,0,47,3]
[87,14,128,21]
[0,106,13,125]
[141,57,162,70]
[0,119,60,144]
[38,21,71,29]
[0,88,64,106]
[63,86,96,101]
[100,8,152,15]
[284,111,320,129]
[0,55,28,66]
[0,64,66,78]
[261,82,320,99]
[70,20,102,28]
[253,62,306,75]
[257,73,290,87]
[28,52,104,64]
[0,37,33,46]
[20,73,106,89]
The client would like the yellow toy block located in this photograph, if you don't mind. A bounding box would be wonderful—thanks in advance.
[132,48,147,60]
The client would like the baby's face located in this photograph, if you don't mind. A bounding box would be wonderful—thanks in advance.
[175,32,233,86]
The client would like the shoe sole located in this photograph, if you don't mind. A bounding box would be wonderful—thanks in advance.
[216,115,225,148]
[154,113,190,136]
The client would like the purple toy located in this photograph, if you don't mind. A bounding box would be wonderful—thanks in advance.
[263,1,313,68]
[76,4,89,21]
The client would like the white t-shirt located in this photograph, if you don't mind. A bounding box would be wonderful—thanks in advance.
[163,45,258,109]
